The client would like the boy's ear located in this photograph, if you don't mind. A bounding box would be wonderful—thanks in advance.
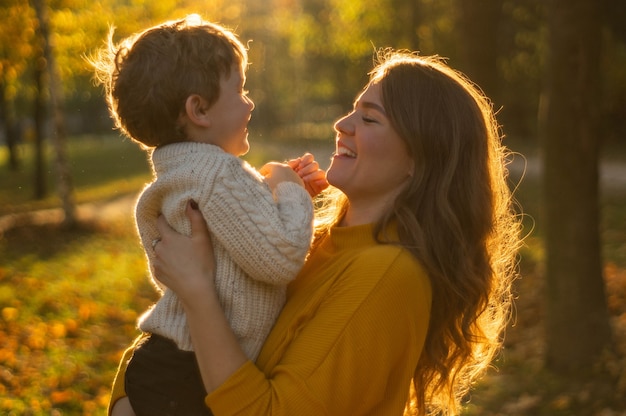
[184,94,211,127]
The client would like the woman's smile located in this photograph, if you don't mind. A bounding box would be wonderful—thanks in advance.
[334,142,357,158]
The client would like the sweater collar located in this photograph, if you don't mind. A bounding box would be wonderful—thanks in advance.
[325,223,377,250]
[152,142,222,161]
[323,222,400,251]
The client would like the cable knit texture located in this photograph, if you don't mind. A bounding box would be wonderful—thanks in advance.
[136,142,313,359]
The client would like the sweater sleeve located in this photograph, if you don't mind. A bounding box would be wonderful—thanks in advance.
[201,158,314,285]
[205,249,432,415]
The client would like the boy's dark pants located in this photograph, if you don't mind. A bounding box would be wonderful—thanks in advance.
[125,334,213,416]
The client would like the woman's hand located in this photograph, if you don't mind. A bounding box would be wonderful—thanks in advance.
[152,200,216,302]
[288,153,329,197]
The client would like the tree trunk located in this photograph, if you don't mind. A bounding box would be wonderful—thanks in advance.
[390,0,420,50]
[456,0,503,101]
[31,0,76,227]
[407,0,420,50]
[542,0,611,375]
[33,52,47,200]
[0,82,21,171]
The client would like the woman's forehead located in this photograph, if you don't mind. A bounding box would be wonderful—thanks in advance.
[354,82,385,113]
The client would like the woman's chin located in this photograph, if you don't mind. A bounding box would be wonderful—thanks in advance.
[325,167,346,191]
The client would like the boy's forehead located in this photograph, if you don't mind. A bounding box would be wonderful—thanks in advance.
[223,64,245,84]
[234,64,246,82]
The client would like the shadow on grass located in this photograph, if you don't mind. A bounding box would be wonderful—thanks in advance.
[1,221,108,260]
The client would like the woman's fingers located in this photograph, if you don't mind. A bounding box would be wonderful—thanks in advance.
[156,211,176,237]
[266,153,329,197]
[151,200,216,294]
[299,157,329,196]
[187,200,211,242]
[286,157,301,170]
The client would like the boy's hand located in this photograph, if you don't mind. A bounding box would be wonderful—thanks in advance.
[287,153,329,197]
[259,162,304,191]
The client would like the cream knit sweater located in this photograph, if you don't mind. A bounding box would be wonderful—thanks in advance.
[135,142,314,360]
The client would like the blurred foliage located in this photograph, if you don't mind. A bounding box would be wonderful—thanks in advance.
[0,216,156,414]
[0,0,623,144]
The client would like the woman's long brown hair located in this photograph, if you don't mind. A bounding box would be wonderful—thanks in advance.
[316,50,522,415]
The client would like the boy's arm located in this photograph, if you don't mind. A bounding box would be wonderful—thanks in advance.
[200,158,313,285]
[259,161,303,191]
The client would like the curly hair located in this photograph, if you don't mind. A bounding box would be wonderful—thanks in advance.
[315,50,521,415]
[92,14,247,148]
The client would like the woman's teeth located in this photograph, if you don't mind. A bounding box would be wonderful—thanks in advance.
[337,147,356,158]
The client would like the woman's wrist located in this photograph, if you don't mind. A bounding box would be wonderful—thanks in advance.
[179,272,248,394]
[177,271,216,310]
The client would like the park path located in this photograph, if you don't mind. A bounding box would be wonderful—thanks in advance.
[1,152,625,234]
[0,192,137,233]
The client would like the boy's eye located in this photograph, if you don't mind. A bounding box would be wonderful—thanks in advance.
[362,116,376,123]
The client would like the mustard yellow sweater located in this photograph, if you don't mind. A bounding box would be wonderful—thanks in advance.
[110,223,432,415]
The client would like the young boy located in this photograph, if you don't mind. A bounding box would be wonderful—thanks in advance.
[93,15,326,415]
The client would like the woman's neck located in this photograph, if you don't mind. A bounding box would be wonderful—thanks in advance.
[339,201,386,227]
[338,181,408,227]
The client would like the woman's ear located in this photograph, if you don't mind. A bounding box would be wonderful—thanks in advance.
[184,94,211,127]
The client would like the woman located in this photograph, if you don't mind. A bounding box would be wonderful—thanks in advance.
[110,50,521,415]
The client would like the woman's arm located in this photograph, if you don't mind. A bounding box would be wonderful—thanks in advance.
[153,205,432,414]
[152,201,248,392]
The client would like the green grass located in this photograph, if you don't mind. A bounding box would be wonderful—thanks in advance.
[0,134,624,415]
[0,135,151,216]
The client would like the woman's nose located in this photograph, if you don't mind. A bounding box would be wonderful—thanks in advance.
[334,113,353,135]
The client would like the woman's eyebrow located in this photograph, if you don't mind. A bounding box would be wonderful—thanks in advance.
[354,100,387,115]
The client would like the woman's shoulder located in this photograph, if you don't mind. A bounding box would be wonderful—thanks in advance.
[323,243,432,327]
[356,243,421,268]
[344,243,431,295]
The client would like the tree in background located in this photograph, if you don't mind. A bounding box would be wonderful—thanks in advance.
[456,0,502,102]
[0,0,34,171]
[602,0,626,143]
[32,19,47,200]
[541,0,612,374]
[31,0,77,227]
